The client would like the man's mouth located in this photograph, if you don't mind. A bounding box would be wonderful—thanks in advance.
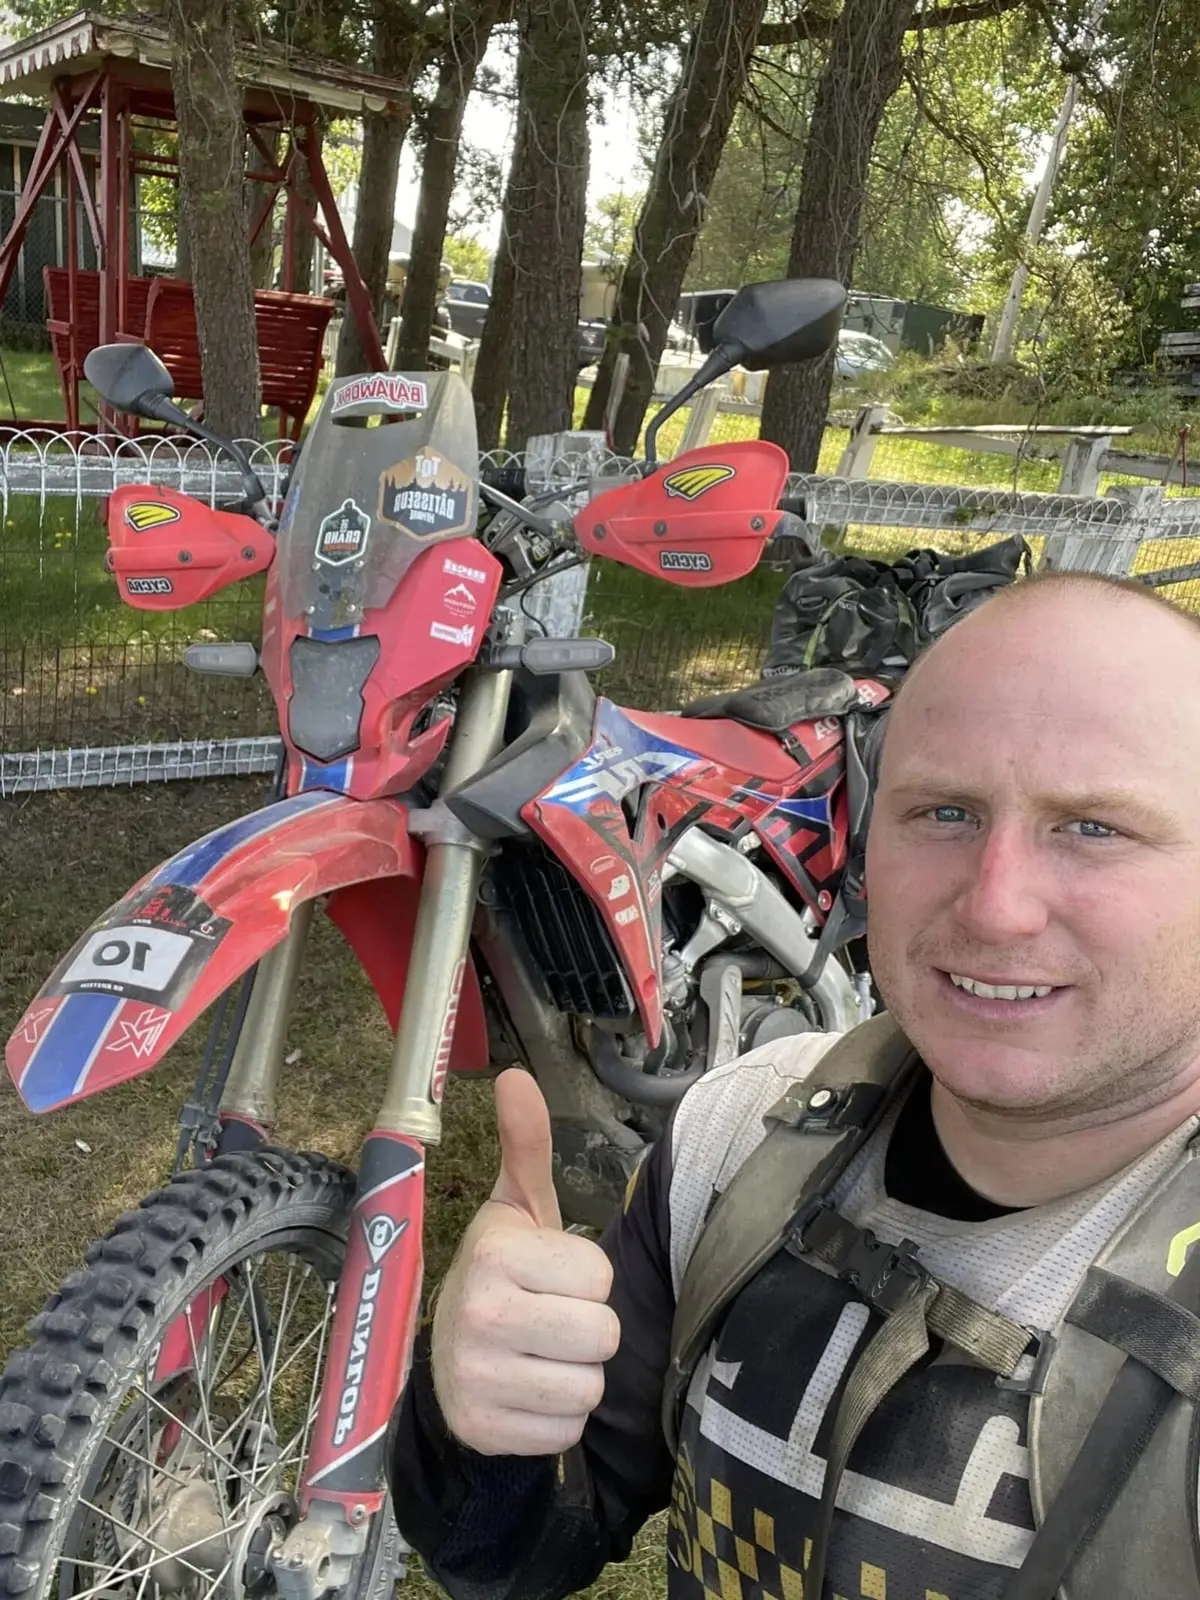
[946,972,1061,1003]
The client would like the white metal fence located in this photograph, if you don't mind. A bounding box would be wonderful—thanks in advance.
[5,419,1200,796]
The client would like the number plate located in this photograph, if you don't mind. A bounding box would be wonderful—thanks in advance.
[60,924,193,995]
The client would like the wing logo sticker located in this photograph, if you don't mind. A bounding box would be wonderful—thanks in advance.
[125,501,181,531]
[662,464,736,500]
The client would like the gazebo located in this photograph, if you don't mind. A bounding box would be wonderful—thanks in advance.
[0,10,393,432]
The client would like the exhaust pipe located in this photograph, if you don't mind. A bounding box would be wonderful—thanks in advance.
[667,827,860,1034]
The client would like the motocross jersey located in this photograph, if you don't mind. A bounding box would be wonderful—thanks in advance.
[387,1034,1197,1600]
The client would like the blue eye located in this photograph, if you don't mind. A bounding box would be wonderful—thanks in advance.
[930,805,972,824]
[1066,819,1117,839]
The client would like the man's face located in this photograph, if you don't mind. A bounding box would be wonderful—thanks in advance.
[866,589,1200,1118]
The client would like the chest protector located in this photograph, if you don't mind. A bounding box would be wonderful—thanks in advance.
[665,1013,1200,1600]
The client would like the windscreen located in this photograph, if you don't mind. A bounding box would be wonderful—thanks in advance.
[276,370,481,632]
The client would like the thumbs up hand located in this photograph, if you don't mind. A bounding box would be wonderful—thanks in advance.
[430,1069,622,1455]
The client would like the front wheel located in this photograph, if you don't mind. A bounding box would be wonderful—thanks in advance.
[0,1149,405,1600]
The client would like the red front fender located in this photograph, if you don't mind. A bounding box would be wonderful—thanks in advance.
[5,789,485,1113]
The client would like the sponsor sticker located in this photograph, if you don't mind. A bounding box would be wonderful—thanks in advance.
[614,905,641,926]
[379,449,474,539]
[444,556,489,584]
[660,550,714,573]
[126,576,174,595]
[430,621,475,647]
[662,464,735,500]
[316,499,371,566]
[125,501,181,531]
[443,583,477,617]
[331,373,428,414]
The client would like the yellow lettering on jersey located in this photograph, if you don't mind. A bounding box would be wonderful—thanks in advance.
[1167,1220,1200,1276]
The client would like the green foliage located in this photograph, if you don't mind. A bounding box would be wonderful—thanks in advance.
[1049,0,1200,368]
[442,233,493,282]
[688,10,1063,309]
[583,188,643,274]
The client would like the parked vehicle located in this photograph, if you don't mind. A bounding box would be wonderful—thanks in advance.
[444,278,491,341]
[1,278,882,1600]
[836,327,894,380]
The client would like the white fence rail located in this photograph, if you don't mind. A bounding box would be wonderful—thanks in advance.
[5,424,1200,796]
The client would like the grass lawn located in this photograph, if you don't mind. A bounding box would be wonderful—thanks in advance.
[0,345,67,424]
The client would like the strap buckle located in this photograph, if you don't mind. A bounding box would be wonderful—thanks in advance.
[790,1201,931,1316]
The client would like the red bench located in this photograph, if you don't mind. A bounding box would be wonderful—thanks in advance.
[43,266,335,439]
[141,277,335,441]
[43,267,155,430]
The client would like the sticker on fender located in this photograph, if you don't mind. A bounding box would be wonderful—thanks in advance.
[61,925,192,994]
[51,883,230,1009]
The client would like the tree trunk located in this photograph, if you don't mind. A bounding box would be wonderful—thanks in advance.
[759,0,913,471]
[288,121,321,295]
[168,0,261,439]
[502,0,590,449]
[247,127,279,290]
[334,14,424,378]
[395,3,500,372]
[581,0,767,453]
[472,217,515,451]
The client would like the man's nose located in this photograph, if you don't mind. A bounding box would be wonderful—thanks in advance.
[951,822,1050,944]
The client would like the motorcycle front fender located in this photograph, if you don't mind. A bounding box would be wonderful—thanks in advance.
[4,790,449,1112]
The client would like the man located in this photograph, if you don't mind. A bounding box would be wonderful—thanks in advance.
[388,572,1200,1598]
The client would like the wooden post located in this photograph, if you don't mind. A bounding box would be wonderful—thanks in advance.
[836,403,888,478]
[678,385,722,453]
[1057,434,1111,496]
[604,352,630,443]
[1041,484,1161,576]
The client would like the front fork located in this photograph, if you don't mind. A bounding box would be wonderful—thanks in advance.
[255,666,516,1599]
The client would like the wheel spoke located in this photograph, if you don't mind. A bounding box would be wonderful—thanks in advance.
[98,1432,191,1492]
[130,1382,259,1497]
[21,1158,355,1600]
[75,1496,251,1587]
[295,1281,335,1485]
[210,1302,333,1467]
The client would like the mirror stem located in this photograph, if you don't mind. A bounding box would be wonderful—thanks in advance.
[643,345,738,472]
[143,395,270,516]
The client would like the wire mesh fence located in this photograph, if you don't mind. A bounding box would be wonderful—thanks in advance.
[6,433,1200,761]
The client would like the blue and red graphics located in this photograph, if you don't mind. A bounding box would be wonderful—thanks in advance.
[525,691,882,1044]
[6,791,426,1111]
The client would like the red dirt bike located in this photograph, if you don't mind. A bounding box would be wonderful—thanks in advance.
[0,279,887,1600]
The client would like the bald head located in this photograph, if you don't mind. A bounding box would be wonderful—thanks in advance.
[893,569,1200,722]
[864,567,1200,1126]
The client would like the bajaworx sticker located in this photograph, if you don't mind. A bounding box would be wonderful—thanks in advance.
[315,499,371,566]
[378,449,474,539]
[125,500,181,531]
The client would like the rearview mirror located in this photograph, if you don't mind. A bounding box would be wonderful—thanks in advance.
[642,277,847,468]
[711,279,847,371]
[84,343,175,417]
[84,342,270,514]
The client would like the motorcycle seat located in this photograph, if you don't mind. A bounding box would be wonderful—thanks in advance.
[680,667,860,732]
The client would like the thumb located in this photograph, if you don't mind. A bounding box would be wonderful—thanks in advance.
[490,1068,562,1231]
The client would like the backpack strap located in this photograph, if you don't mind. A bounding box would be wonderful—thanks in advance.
[661,1012,919,1453]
